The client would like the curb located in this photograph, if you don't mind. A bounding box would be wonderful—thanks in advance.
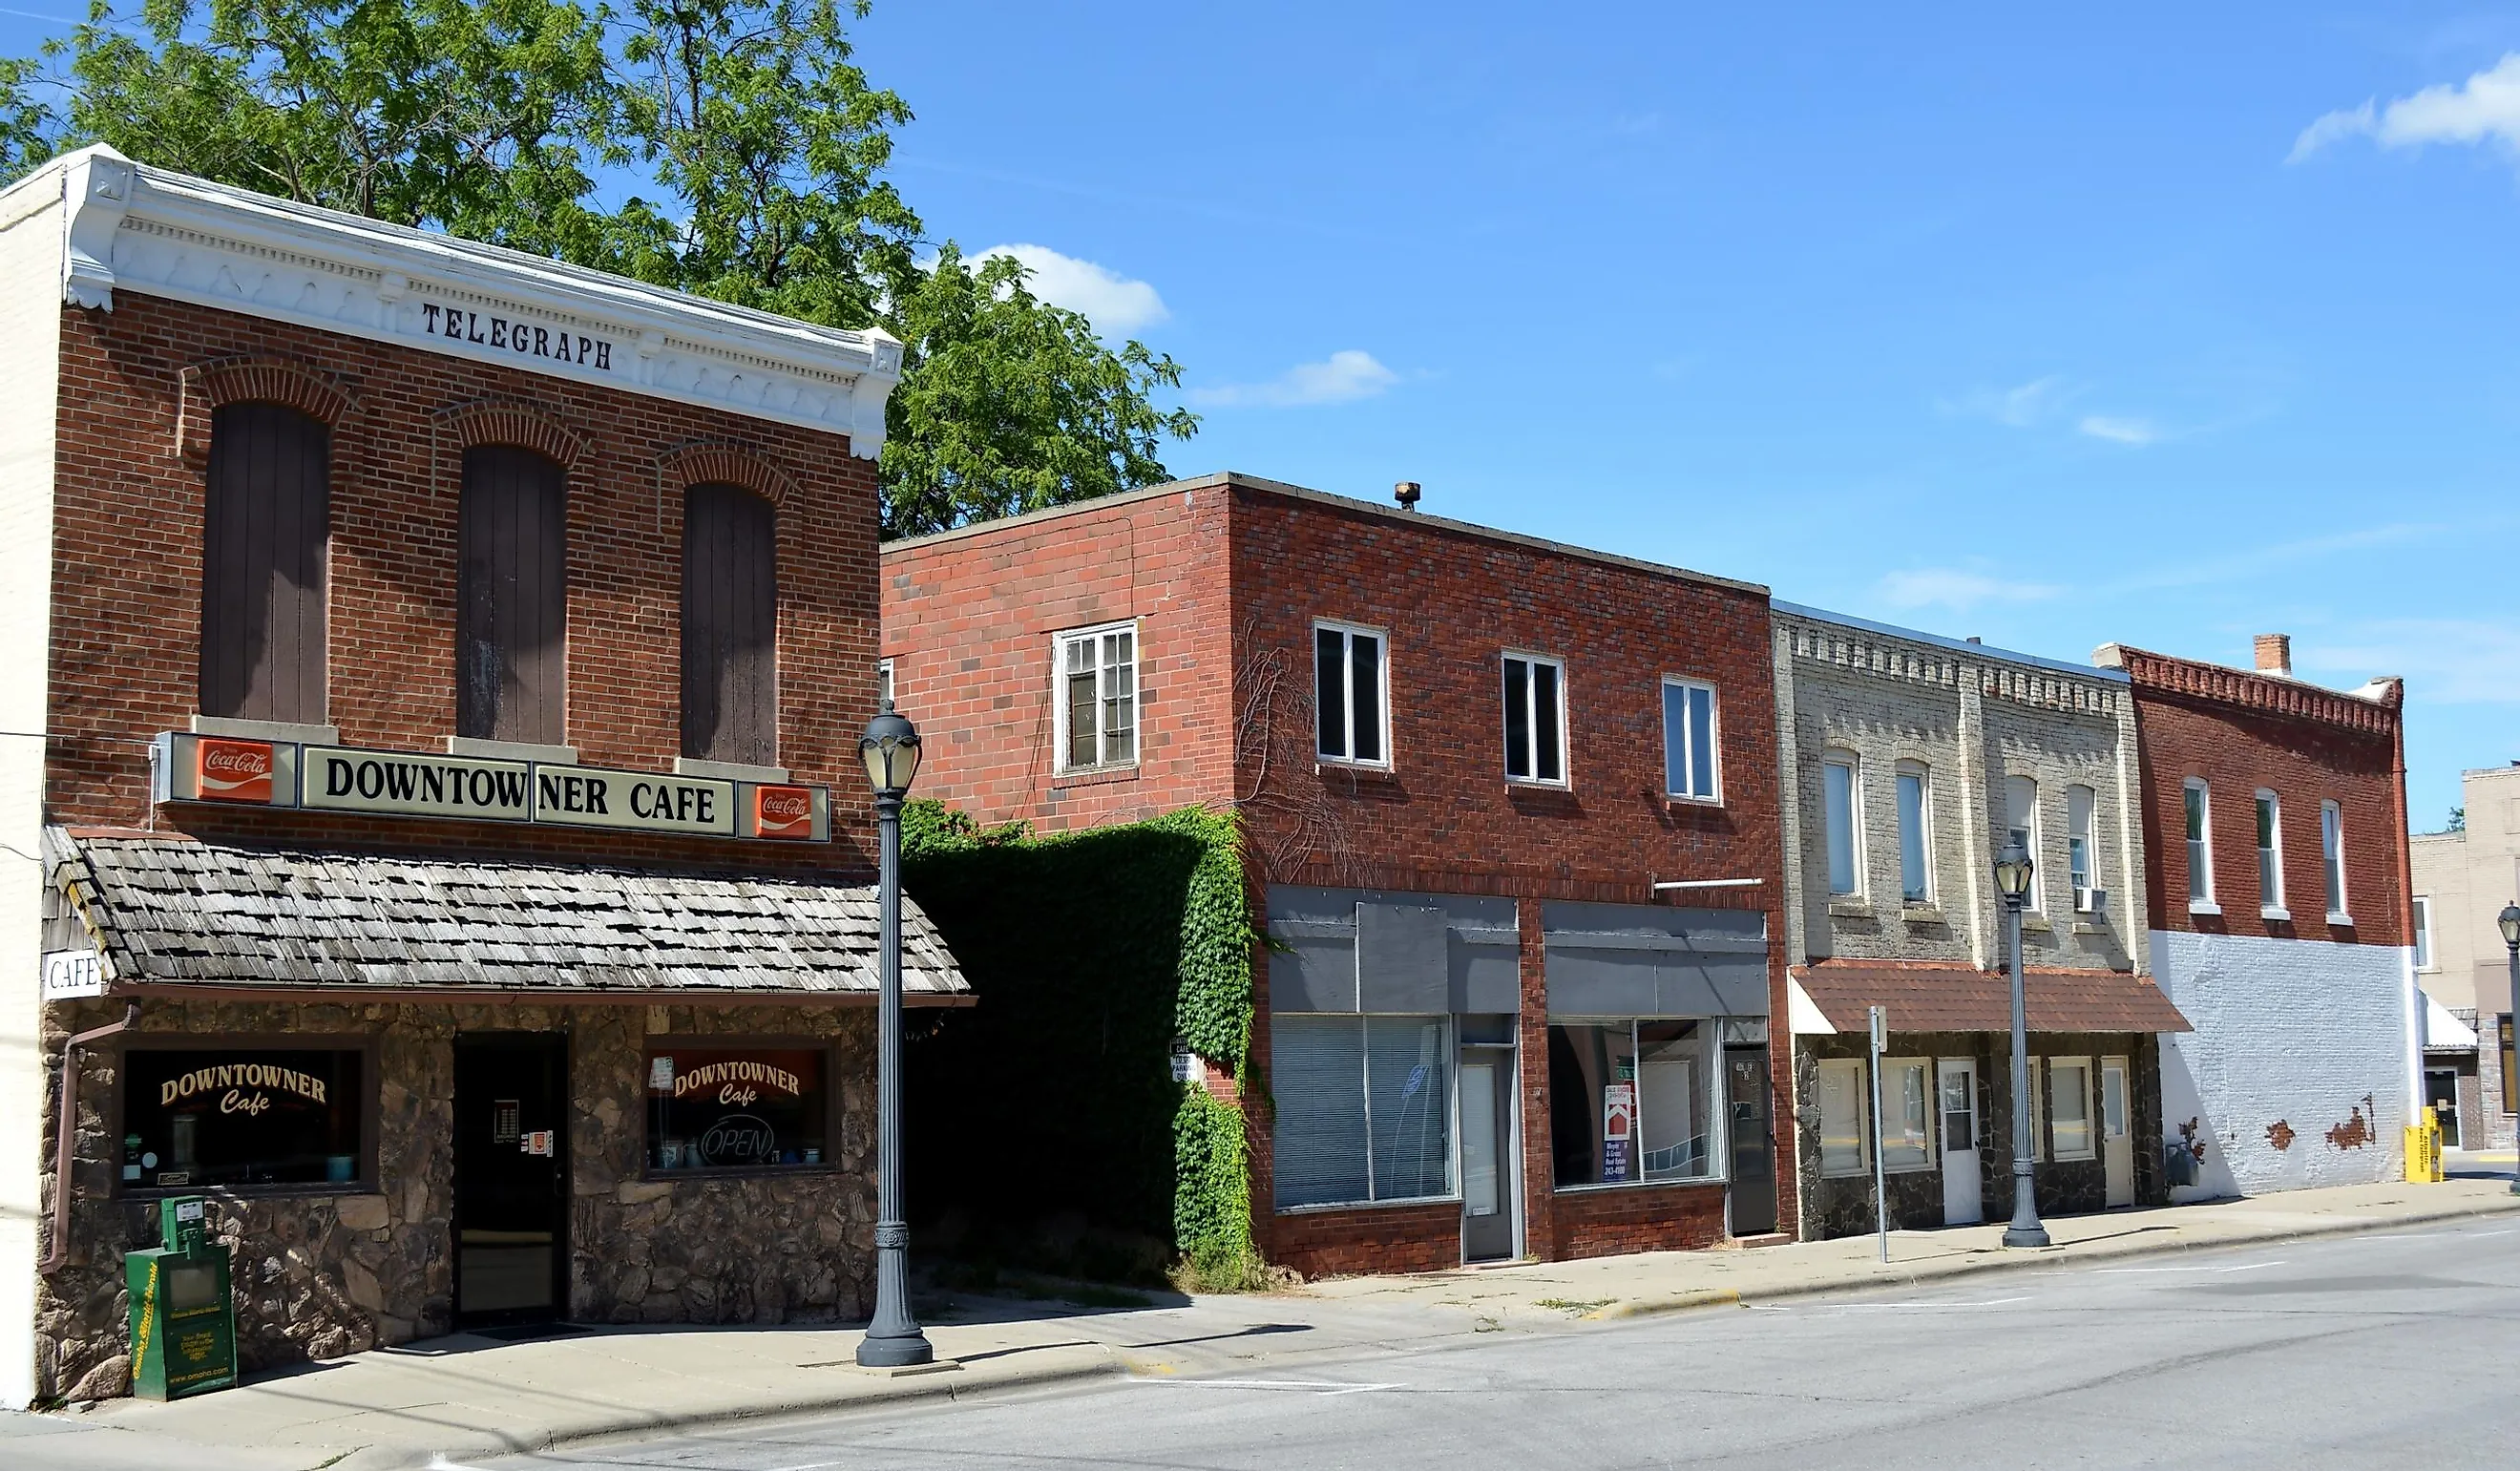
[1572,1194,2520,1323]
[330,1350,1126,1470]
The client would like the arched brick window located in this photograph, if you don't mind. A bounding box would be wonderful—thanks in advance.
[200,402,330,724]
[457,446,568,744]
[680,483,777,766]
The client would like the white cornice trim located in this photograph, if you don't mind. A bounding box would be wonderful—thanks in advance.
[32,145,900,457]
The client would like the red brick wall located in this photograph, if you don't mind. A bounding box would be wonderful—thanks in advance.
[45,292,883,875]
[1269,1201,1461,1278]
[876,486,1237,830]
[2128,677,2406,947]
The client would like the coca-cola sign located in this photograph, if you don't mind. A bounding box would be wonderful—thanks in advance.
[753,785,814,840]
[195,738,274,803]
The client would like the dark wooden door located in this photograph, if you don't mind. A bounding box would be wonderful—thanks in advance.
[453,1033,569,1326]
[1727,1048,1778,1234]
[200,402,329,724]
[457,446,568,745]
[680,483,778,767]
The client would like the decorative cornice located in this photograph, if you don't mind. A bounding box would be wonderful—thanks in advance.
[1775,606,2123,719]
[25,145,901,457]
[2102,643,2399,736]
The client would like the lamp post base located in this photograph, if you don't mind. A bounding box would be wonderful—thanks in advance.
[2002,1224,2052,1248]
[855,1330,935,1369]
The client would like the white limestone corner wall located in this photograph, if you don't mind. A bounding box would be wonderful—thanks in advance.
[0,167,65,1409]
[2154,928,2411,1201]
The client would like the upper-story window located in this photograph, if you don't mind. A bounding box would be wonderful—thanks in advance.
[1055,621,1137,772]
[1895,761,1931,904]
[201,402,330,725]
[2414,895,2435,971]
[2255,790,2285,914]
[1314,621,1387,767]
[2005,774,2044,913]
[1502,653,1565,785]
[2067,783,2101,911]
[1822,751,1862,896]
[2183,778,2215,907]
[1661,678,1719,802]
[2321,800,2347,919]
[457,445,568,746]
[681,483,778,767]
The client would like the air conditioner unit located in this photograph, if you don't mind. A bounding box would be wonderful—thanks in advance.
[2074,888,2107,914]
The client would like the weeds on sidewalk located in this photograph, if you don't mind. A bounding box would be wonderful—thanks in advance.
[1534,1297,1616,1314]
[1167,1241,1302,1294]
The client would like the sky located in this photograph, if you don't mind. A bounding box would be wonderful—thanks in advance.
[3,3,2513,827]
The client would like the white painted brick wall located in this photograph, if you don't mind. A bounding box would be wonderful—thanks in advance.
[2155,928,2412,1199]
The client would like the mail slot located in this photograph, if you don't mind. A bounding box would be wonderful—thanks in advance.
[125,1196,237,1399]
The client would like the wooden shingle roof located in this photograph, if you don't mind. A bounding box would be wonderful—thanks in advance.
[48,830,967,998]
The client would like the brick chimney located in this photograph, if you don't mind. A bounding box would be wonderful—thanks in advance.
[2254,633,2293,677]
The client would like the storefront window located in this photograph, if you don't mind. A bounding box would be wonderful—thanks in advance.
[122,1047,366,1189]
[644,1045,830,1171]
[1548,1019,1721,1187]
[1270,1015,1453,1208]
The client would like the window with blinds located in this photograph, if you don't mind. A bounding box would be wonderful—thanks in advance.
[200,402,330,724]
[456,445,568,745]
[1270,1014,1452,1209]
[681,483,778,767]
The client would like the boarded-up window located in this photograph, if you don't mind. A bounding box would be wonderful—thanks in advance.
[200,402,329,723]
[680,484,778,766]
[457,446,568,744]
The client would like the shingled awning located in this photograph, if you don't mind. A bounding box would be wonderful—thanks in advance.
[1793,962,2190,1036]
[47,829,968,1000]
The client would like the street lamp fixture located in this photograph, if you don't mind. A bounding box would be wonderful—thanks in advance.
[2502,903,2520,1200]
[1996,838,2049,1249]
[855,699,934,1369]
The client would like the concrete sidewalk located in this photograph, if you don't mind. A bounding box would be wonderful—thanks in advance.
[16,1176,2519,1470]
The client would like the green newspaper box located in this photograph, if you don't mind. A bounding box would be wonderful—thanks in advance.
[126,1196,236,1399]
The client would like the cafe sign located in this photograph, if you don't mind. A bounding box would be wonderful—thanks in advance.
[154,732,829,841]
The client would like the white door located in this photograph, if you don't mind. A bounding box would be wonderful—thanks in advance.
[1938,1059,1982,1226]
[2102,1058,2134,1208]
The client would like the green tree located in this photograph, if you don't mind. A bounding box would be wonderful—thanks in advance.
[0,0,1192,535]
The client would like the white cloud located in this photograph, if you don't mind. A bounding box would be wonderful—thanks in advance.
[1942,375,2066,428]
[1188,350,1398,409]
[966,243,1168,333]
[2291,53,2520,161]
[1875,568,2063,614]
[2077,414,2157,445]
[2306,619,2520,704]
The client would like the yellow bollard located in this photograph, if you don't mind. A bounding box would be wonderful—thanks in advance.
[2404,1116,2444,1183]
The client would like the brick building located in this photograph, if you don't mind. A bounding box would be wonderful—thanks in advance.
[2409,763,2520,1151]
[1772,605,2187,1239]
[882,473,1788,1274]
[2095,635,2417,1196]
[0,147,966,1406]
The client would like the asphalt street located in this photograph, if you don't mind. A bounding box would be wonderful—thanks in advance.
[472,1218,2520,1471]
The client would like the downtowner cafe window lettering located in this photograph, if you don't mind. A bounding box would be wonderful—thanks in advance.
[645,1047,830,1171]
[123,1048,367,1189]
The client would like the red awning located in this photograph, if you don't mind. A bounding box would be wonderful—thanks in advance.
[1794,962,2192,1036]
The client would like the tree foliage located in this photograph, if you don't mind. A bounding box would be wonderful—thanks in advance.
[0,0,1192,536]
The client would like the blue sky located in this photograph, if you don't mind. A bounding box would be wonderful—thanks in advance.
[6,4,2512,826]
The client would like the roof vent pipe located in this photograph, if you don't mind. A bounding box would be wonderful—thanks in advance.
[1394,481,1421,512]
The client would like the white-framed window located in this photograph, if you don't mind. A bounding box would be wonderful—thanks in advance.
[1880,1057,1934,1172]
[1053,621,1137,772]
[2067,783,2100,911]
[1547,1019,1725,1187]
[2255,789,2284,914]
[2183,778,2215,908]
[1661,678,1720,802]
[2048,1058,2095,1160]
[1896,762,1932,904]
[1270,1014,1454,1209]
[2415,894,2436,972]
[1313,620,1388,767]
[2321,800,2348,919]
[2006,774,2044,914]
[1823,752,1862,896]
[1502,652,1566,785]
[1817,1058,1870,1177]
[876,657,894,710]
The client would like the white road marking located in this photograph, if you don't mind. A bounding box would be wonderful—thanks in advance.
[2093,1259,2283,1275]
[1127,1376,1398,1397]
[1816,1296,2030,1310]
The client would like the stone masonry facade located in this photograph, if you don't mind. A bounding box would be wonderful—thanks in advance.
[37,996,877,1401]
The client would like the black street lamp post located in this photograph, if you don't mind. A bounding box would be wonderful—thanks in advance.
[856,700,934,1369]
[1996,838,2049,1249]
[2502,903,2520,1199]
